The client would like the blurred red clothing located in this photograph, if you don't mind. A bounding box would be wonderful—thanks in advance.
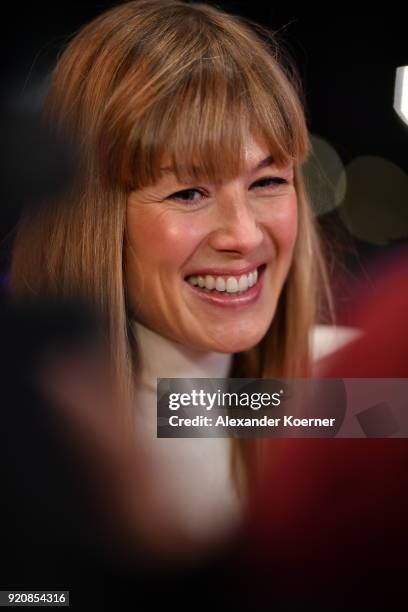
[242,251,408,609]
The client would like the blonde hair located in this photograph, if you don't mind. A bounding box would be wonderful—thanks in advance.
[9,0,332,496]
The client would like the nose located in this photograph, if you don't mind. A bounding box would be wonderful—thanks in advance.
[208,191,264,255]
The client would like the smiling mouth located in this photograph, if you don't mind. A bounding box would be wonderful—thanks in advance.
[184,264,267,295]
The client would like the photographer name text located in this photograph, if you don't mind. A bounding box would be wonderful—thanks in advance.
[168,415,336,428]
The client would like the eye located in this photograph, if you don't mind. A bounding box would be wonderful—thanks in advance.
[166,176,290,205]
[167,188,207,204]
[252,177,289,190]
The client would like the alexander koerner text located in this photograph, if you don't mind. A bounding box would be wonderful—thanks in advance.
[168,415,336,427]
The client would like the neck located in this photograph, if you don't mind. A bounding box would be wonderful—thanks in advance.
[131,320,233,389]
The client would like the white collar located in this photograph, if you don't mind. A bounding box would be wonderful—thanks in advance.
[131,319,233,390]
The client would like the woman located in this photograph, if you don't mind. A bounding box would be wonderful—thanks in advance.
[8,0,332,557]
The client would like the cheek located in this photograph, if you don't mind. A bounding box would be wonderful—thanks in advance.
[283,195,298,250]
[267,192,298,255]
[126,208,205,273]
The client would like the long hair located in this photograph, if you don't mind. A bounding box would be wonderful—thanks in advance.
[9,0,333,497]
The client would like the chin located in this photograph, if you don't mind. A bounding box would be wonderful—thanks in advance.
[209,327,269,354]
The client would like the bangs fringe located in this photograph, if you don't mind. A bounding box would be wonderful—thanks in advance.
[125,66,308,190]
[96,8,310,191]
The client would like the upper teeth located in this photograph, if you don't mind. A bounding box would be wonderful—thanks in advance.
[186,269,258,293]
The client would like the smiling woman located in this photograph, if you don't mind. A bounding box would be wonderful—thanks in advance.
[8,0,332,557]
[126,134,298,354]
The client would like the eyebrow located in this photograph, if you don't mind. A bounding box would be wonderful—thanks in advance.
[159,155,275,175]
[253,155,275,171]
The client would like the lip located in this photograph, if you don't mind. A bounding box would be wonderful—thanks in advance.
[184,262,265,279]
[184,264,267,308]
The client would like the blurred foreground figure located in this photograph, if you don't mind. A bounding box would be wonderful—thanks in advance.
[4,250,407,612]
[3,255,407,611]
[0,296,242,611]
[242,249,408,611]
[0,298,113,608]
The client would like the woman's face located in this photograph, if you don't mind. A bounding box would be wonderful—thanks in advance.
[125,133,298,353]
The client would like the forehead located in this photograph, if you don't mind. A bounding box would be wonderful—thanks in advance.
[242,133,271,163]
[159,133,287,178]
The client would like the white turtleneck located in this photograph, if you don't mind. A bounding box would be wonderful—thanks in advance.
[131,319,243,545]
[129,320,360,548]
